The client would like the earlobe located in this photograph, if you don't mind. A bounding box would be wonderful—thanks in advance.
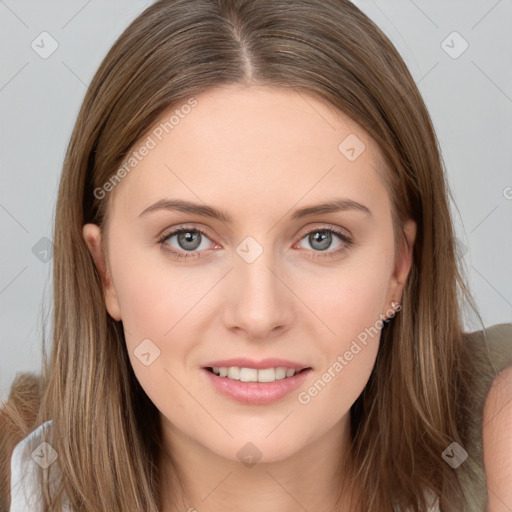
[82,223,122,321]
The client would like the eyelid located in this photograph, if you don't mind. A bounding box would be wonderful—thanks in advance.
[156,222,214,240]
[157,222,353,259]
[294,222,352,241]
[157,222,351,243]
[156,225,218,261]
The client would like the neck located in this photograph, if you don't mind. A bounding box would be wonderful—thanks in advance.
[158,414,361,512]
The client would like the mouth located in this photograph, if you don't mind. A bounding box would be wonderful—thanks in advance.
[204,366,311,382]
[202,366,313,405]
[202,357,311,376]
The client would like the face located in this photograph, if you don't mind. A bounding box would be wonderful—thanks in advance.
[84,84,415,466]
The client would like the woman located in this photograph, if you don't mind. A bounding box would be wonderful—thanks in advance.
[1,0,511,511]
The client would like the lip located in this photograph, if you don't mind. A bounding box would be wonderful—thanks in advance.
[202,367,313,405]
[202,358,311,371]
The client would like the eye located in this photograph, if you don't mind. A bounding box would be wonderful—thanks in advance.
[157,224,353,261]
[295,226,353,259]
[157,227,217,260]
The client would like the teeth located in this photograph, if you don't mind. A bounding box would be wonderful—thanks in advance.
[227,367,240,380]
[211,366,300,382]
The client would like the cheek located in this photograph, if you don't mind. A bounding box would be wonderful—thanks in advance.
[296,336,379,439]
[110,242,205,339]
[291,243,393,406]
[113,260,199,414]
[293,244,394,340]
[295,270,387,420]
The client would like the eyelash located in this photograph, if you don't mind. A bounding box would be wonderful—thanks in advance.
[156,225,354,261]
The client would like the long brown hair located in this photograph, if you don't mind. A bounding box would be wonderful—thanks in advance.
[0,0,493,510]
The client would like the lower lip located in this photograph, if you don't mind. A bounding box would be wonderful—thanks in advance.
[202,368,312,405]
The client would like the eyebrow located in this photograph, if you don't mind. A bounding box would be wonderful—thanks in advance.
[138,198,372,222]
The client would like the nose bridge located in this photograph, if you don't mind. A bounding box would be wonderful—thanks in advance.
[226,234,292,336]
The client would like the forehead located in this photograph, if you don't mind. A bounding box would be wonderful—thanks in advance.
[109,84,390,223]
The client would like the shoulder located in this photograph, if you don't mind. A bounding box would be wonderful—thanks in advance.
[474,323,512,508]
[465,323,512,398]
[480,323,512,366]
[483,359,512,508]
[9,420,54,512]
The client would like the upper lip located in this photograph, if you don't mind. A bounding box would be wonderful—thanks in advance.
[202,358,311,371]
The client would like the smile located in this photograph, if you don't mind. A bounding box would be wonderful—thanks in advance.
[202,367,312,405]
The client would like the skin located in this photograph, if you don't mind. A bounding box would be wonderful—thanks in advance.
[83,84,416,512]
[483,366,512,511]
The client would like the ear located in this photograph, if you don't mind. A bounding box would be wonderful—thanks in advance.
[82,223,122,321]
[385,219,417,315]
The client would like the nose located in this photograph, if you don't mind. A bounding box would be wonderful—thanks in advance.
[222,246,294,340]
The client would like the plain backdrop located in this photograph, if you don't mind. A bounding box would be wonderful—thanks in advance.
[1,0,511,403]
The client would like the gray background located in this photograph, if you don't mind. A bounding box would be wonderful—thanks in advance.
[1,0,511,403]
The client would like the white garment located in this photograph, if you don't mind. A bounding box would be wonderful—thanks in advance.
[9,420,71,512]
[395,490,441,512]
[10,421,440,512]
